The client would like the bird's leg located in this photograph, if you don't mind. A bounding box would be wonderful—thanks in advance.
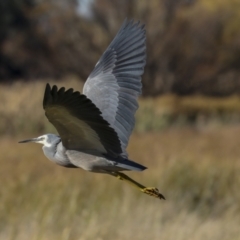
[109,172,165,200]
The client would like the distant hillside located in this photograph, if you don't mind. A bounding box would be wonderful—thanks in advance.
[0,0,240,96]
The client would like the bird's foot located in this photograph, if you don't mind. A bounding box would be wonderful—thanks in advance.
[141,187,165,200]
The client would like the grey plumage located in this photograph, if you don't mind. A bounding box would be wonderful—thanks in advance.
[19,19,165,200]
[83,19,146,155]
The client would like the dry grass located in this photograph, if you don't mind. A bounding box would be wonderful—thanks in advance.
[1,80,240,239]
[2,79,240,136]
[136,95,240,132]
[0,77,84,136]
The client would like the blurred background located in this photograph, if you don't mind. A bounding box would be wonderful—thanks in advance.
[1,0,240,239]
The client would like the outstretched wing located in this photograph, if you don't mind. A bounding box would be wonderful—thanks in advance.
[43,84,122,157]
[83,19,146,156]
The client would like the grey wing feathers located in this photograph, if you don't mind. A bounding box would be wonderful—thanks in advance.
[83,19,146,155]
[43,84,122,157]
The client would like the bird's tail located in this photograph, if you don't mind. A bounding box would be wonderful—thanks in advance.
[115,157,147,171]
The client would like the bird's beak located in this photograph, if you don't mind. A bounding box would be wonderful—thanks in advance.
[18,138,40,143]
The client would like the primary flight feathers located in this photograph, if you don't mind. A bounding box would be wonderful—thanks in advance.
[83,19,146,156]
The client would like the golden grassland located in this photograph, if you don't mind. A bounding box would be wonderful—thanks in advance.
[2,78,240,136]
[0,80,240,240]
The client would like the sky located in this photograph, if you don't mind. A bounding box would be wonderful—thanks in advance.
[76,0,94,19]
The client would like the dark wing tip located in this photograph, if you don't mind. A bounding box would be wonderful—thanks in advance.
[43,83,52,109]
[43,84,122,156]
[52,85,58,93]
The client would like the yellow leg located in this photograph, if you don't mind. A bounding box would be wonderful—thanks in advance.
[110,172,165,200]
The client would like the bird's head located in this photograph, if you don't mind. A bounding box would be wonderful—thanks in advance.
[19,134,60,147]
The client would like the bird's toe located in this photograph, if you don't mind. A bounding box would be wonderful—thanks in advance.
[141,187,165,200]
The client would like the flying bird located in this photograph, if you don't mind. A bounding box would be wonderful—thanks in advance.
[19,19,165,200]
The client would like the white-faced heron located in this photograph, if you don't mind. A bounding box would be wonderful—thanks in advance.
[19,19,165,200]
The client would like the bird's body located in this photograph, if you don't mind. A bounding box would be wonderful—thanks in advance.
[19,19,165,200]
[40,133,146,172]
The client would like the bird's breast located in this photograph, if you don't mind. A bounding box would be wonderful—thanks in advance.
[43,142,73,167]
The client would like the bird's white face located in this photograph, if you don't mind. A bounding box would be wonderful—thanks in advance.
[19,134,53,147]
[35,135,52,147]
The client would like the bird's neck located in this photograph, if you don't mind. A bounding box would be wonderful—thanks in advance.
[42,136,60,158]
[42,142,59,160]
[42,141,73,167]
